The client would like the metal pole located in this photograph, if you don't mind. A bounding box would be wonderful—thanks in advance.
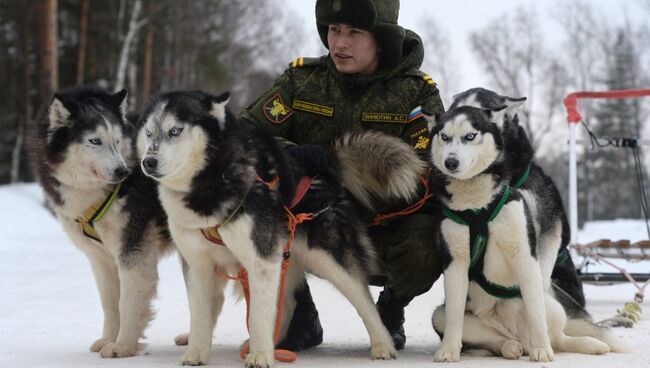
[569,123,579,245]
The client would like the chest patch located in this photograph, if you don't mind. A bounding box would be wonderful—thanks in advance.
[362,112,408,124]
[292,99,334,117]
[263,93,294,124]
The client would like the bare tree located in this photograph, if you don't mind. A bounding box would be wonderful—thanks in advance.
[11,4,33,183]
[469,6,550,150]
[418,15,461,106]
[139,0,155,108]
[114,0,147,92]
[76,0,89,84]
[36,0,58,99]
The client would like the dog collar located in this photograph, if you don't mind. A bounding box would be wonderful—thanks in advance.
[443,185,522,299]
[75,183,122,243]
[201,175,316,246]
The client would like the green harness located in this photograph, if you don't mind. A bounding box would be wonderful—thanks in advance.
[443,185,522,299]
[442,164,572,299]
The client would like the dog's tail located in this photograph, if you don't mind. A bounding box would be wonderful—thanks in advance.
[564,316,631,353]
[333,131,426,210]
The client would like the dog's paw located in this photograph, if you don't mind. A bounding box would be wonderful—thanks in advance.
[245,351,274,368]
[371,342,397,360]
[180,348,210,366]
[175,333,189,346]
[90,338,113,352]
[99,342,137,358]
[434,344,461,363]
[529,346,554,362]
[501,339,523,360]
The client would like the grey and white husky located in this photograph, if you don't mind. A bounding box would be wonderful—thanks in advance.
[425,106,618,362]
[137,90,423,366]
[27,87,174,358]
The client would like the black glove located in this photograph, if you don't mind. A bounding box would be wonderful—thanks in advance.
[287,144,331,177]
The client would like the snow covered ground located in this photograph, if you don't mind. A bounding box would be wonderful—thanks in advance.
[1,183,649,367]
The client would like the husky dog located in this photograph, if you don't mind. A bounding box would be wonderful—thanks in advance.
[426,106,615,362]
[450,88,587,314]
[137,91,422,366]
[26,87,174,358]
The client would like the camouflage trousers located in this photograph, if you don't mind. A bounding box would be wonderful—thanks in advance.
[367,213,443,300]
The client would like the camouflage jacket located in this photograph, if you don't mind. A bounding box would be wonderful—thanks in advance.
[240,30,444,154]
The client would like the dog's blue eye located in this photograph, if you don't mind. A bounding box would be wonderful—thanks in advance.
[465,133,477,141]
[89,138,102,145]
[440,133,450,142]
[169,127,183,137]
[145,129,151,137]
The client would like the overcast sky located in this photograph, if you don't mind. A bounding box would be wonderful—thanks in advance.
[284,0,648,95]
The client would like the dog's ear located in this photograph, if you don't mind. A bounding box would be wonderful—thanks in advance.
[423,112,438,136]
[483,105,507,128]
[111,88,129,118]
[209,91,231,130]
[48,94,73,131]
[503,95,526,119]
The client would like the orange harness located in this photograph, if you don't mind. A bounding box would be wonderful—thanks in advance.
[372,168,433,225]
[204,174,316,363]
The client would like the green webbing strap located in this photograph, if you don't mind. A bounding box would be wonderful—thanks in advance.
[444,185,522,299]
[512,164,532,189]
[556,247,572,266]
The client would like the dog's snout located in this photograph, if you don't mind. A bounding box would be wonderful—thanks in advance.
[143,157,158,171]
[445,157,459,171]
[114,166,129,180]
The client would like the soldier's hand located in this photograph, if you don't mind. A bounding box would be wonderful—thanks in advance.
[287,144,330,177]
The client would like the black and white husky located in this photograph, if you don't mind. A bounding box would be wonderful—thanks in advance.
[137,91,422,366]
[450,88,588,317]
[26,87,174,358]
[425,106,618,362]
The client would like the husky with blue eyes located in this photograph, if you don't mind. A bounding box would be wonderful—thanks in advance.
[424,106,622,363]
[136,90,429,367]
[26,86,175,359]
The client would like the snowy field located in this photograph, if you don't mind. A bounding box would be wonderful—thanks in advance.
[1,183,649,367]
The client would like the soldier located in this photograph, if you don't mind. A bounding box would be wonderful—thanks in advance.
[240,0,441,351]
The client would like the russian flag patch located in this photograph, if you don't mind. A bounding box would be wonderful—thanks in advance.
[407,106,423,123]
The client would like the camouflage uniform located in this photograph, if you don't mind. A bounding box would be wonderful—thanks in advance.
[241,29,444,300]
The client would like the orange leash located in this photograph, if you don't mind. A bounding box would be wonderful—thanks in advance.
[212,175,315,363]
[237,208,312,363]
[372,168,433,225]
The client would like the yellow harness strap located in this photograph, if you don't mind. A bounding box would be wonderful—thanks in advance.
[76,183,122,243]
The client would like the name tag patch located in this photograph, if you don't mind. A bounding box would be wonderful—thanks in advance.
[362,112,408,124]
[292,100,334,117]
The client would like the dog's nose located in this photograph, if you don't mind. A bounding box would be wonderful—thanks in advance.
[114,166,129,180]
[143,157,158,171]
[445,157,459,171]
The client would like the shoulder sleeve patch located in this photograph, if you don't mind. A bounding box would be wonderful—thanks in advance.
[407,105,424,123]
[262,93,294,124]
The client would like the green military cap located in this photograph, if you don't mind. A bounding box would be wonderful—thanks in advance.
[315,0,406,68]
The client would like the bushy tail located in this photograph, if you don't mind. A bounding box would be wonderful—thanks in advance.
[334,131,426,210]
[565,317,632,353]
